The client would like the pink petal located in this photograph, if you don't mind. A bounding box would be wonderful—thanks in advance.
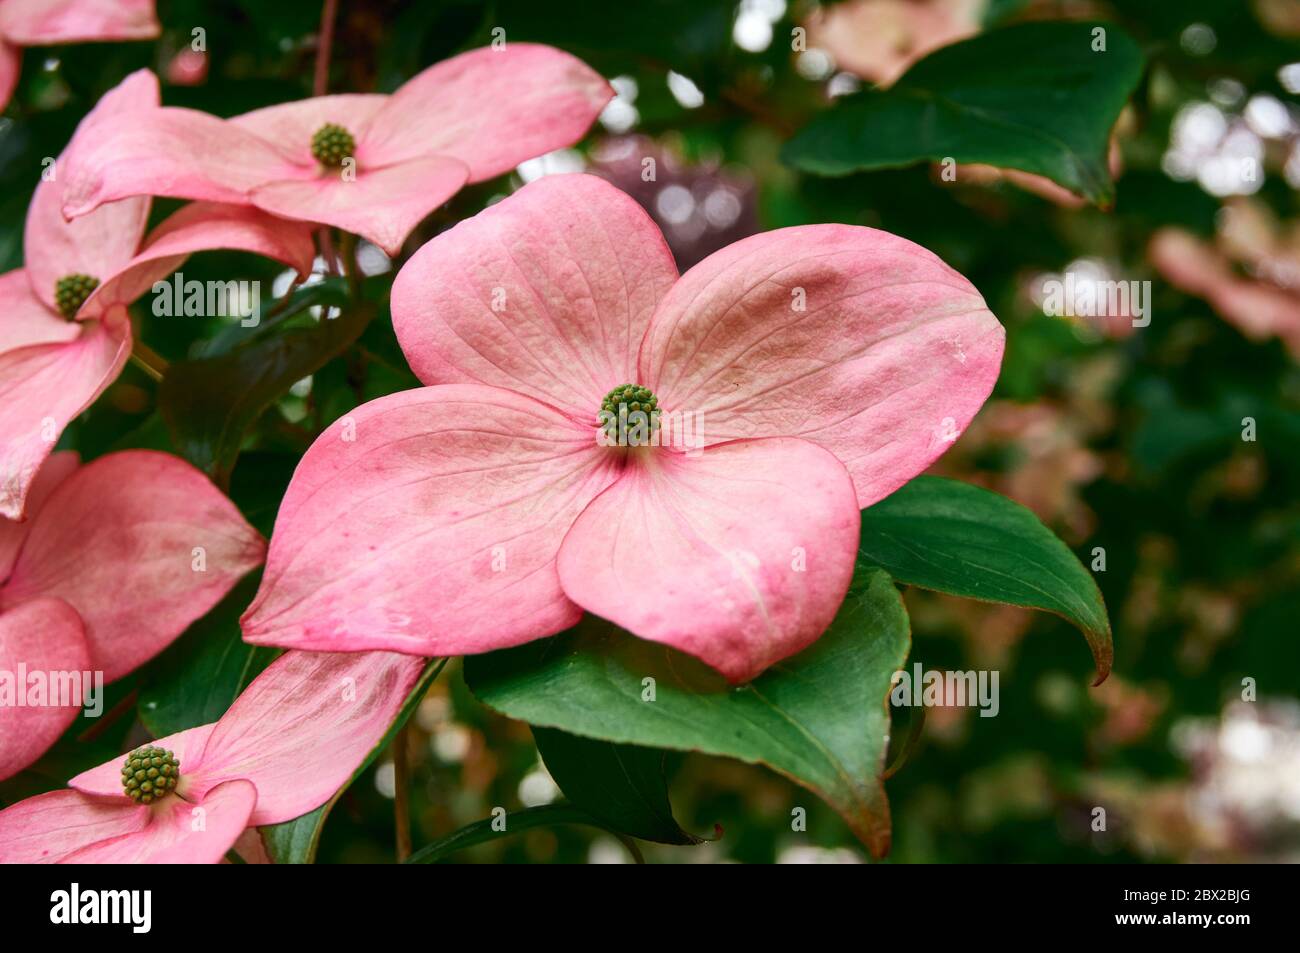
[61,105,302,220]
[0,597,90,781]
[0,450,77,581]
[0,35,19,112]
[638,223,1004,507]
[0,789,145,863]
[24,177,150,314]
[361,43,612,180]
[81,201,316,318]
[68,723,215,797]
[229,827,272,863]
[557,437,861,683]
[249,156,468,257]
[0,269,78,352]
[0,316,130,520]
[392,174,677,419]
[0,450,265,681]
[233,94,389,168]
[242,384,620,654]
[184,650,426,826]
[64,779,256,864]
[0,0,159,45]
[22,72,157,302]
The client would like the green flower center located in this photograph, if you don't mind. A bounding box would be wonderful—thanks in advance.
[121,745,180,804]
[311,123,355,168]
[598,383,661,446]
[54,273,99,319]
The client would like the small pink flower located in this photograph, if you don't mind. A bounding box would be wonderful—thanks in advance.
[0,69,316,519]
[61,44,613,255]
[241,174,1004,683]
[0,0,159,111]
[0,649,426,862]
[0,449,265,781]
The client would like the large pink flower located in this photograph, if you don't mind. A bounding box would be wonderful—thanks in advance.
[0,0,159,111]
[241,174,1004,683]
[0,449,265,781]
[0,69,315,519]
[0,649,426,862]
[60,44,613,256]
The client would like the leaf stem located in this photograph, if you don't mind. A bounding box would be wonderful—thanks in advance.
[129,340,169,382]
[312,0,339,97]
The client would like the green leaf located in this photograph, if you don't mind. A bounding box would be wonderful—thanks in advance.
[531,727,702,845]
[405,804,638,864]
[465,569,910,857]
[260,657,445,864]
[783,21,1144,206]
[857,476,1112,683]
[158,299,375,485]
[138,575,276,737]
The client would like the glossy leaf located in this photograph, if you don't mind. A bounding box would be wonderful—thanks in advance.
[857,476,1111,683]
[158,300,375,484]
[532,727,701,845]
[465,568,910,857]
[783,21,1144,206]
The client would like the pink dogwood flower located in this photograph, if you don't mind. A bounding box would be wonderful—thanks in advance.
[0,69,315,519]
[0,648,426,862]
[0,449,264,781]
[60,43,613,255]
[0,0,159,111]
[241,174,1004,683]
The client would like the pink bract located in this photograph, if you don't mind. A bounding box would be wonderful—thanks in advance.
[60,44,614,255]
[0,69,315,519]
[0,649,426,862]
[0,449,265,780]
[241,173,1004,683]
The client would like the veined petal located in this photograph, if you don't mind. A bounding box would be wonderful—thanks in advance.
[361,44,611,180]
[0,789,146,863]
[0,269,78,353]
[556,437,860,684]
[81,201,316,318]
[0,316,130,520]
[61,106,302,219]
[0,450,265,682]
[392,174,677,419]
[0,598,90,781]
[64,779,255,864]
[0,0,159,45]
[242,384,620,655]
[233,93,389,168]
[0,450,77,581]
[249,156,468,257]
[638,224,1004,507]
[185,650,426,826]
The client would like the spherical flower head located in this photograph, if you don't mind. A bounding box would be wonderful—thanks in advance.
[54,274,100,319]
[598,383,661,446]
[311,123,356,168]
[121,745,180,804]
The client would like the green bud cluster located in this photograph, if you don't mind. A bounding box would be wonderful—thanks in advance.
[598,383,661,445]
[54,273,99,319]
[310,122,356,168]
[121,745,180,804]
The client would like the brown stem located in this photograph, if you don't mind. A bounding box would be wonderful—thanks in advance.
[393,722,412,862]
[312,0,340,97]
